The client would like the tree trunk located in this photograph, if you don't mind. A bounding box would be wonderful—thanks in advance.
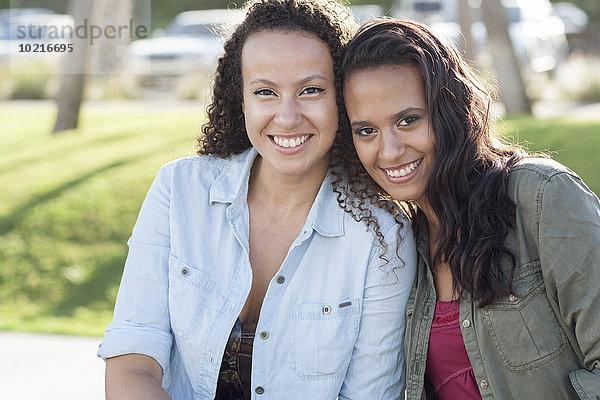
[52,0,95,134]
[481,0,531,115]
[88,0,132,74]
[456,0,475,63]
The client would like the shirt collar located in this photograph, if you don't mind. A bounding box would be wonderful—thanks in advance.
[208,147,344,238]
[305,172,345,238]
[209,147,258,205]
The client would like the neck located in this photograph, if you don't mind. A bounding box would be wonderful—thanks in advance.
[416,197,442,262]
[247,156,327,214]
[416,198,439,235]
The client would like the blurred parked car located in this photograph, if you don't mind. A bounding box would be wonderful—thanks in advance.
[0,8,73,69]
[392,0,569,75]
[123,9,244,88]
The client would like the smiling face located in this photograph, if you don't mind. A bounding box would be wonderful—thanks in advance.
[241,30,338,180]
[344,64,436,207]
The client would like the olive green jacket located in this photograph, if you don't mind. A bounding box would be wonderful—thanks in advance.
[404,158,600,399]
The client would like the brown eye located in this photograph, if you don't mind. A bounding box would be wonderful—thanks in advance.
[354,127,377,137]
[253,88,276,96]
[300,86,325,95]
[398,115,420,126]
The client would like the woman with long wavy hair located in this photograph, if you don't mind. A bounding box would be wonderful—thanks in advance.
[340,18,600,399]
[98,3,416,399]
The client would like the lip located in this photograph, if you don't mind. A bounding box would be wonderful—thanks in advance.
[381,158,423,183]
[269,134,313,154]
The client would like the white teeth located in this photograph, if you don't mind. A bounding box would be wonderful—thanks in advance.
[273,135,309,148]
[385,158,422,178]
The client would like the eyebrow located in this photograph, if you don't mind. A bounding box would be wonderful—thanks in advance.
[350,107,425,129]
[249,74,329,86]
[391,107,425,121]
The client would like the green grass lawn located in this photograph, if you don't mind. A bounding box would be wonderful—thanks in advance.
[0,104,598,336]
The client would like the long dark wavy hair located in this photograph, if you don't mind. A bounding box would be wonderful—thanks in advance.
[340,18,532,307]
[198,1,407,263]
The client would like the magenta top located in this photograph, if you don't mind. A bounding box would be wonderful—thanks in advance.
[425,300,482,399]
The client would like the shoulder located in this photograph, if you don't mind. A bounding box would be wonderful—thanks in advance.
[158,151,249,184]
[508,158,598,221]
[510,157,576,181]
[161,154,229,175]
[370,201,412,237]
[508,158,582,203]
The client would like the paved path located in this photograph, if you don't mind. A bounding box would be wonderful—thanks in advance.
[0,331,105,400]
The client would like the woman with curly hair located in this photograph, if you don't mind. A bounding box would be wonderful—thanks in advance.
[341,18,600,400]
[98,2,416,399]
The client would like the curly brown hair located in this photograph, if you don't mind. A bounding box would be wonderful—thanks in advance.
[340,18,534,306]
[198,0,356,157]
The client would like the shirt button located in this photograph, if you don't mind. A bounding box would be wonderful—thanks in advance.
[276,275,285,284]
[259,331,269,340]
[480,379,489,389]
[462,319,471,328]
[322,305,331,315]
[509,295,518,302]
[255,386,265,395]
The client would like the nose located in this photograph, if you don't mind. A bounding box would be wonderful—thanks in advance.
[379,129,406,162]
[274,96,302,130]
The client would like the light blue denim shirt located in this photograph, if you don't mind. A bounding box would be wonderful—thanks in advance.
[98,148,417,400]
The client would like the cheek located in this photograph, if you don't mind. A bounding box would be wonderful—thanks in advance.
[243,103,268,130]
[323,98,339,126]
[311,101,338,137]
[352,138,373,169]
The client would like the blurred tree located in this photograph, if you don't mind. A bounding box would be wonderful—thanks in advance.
[53,0,94,133]
[89,0,132,74]
[456,0,474,62]
[481,0,531,115]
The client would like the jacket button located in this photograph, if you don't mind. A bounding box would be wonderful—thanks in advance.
[181,267,189,276]
[480,379,489,389]
[322,305,331,315]
[462,319,471,328]
[276,275,285,284]
[255,386,265,394]
[259,331,269,340]
[509,295,518,302]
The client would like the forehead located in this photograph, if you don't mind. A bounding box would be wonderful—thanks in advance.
[346,64,423,91]
[344,64,426,109]
[241,30,333,77]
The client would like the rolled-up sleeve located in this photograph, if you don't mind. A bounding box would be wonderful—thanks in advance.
[538,172,600,398]
[97,164,174,374]
[339,219,417,400]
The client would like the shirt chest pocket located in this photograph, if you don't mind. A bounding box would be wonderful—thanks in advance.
[481,262,567,371]
[291,298,361,380]
[168,254,215,342]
